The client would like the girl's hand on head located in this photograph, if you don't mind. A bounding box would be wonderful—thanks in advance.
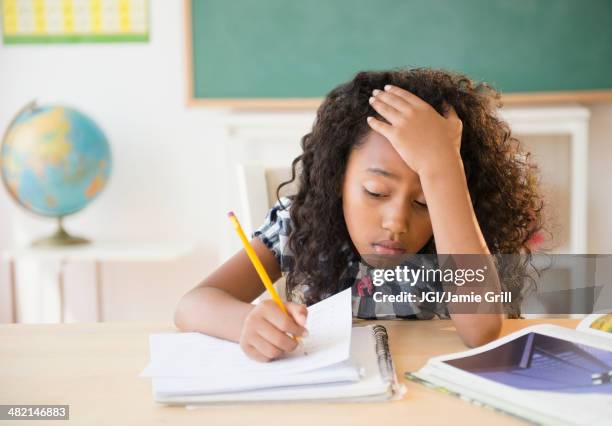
[239,300,308,362]
[366,85,463,178]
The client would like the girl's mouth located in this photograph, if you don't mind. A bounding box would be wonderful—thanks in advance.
[372,241,407,255]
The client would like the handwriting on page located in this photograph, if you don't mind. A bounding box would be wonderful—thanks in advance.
[300,290,351,354]
[140,288,353,378]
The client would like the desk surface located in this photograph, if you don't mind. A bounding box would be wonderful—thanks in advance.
[0,318,578,426]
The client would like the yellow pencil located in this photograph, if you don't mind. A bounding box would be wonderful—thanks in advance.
[227,211,302,345]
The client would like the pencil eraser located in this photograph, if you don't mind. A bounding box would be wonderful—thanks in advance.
[227,211,235,218]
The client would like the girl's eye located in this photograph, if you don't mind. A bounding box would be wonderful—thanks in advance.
[364,188,387,198]
[414,200,428,209]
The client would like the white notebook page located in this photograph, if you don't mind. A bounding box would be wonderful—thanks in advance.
[140,287,352,378]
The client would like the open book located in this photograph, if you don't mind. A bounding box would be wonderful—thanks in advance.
[408,313,612,426]
[140,288,403,404]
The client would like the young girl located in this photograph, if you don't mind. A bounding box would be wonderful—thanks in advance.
[175,68,542,362]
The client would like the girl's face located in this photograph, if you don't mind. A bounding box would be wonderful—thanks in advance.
[342,130,433,258]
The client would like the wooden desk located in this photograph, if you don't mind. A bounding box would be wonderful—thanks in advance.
[0,319,578,425]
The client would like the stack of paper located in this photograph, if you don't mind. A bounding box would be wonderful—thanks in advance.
[140,288,361,398]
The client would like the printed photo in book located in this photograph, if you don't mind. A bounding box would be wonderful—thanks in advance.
[408,313,612,426]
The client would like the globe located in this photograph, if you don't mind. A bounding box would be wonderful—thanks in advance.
[0,101,112,246]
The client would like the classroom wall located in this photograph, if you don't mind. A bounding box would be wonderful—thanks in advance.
[0,0,611,323]
[0,0,233,323]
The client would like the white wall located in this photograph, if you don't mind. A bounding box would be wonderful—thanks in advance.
[1,0,611,323]
[0,0,239,323]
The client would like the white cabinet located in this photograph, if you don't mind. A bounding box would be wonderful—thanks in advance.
[500,106,589,254]
[2,241,195,323]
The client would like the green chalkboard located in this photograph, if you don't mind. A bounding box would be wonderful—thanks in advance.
[187,0,612,107]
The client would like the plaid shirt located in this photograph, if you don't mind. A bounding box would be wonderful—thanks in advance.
[253,197,450,320]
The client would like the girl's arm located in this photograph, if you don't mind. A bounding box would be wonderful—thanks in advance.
[419,157,503,347]
[174,238,276,340]
[367,85,503,347]
[174,238,308,361]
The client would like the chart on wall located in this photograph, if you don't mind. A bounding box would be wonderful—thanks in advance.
[2,0,149,44]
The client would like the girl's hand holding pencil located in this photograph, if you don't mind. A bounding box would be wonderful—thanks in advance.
[239,299,308,362]
[228,211,309,362]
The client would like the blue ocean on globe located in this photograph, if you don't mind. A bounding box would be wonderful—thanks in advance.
[0,105,112,217]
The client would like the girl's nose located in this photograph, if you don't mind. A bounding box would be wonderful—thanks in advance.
[382,203,410,236]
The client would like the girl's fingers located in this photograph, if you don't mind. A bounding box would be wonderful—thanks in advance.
[372,89,413,114]
[244,343,272,363]
[369,96,403,124]
[250,332,284,360]
[257,318,299,352]
[384,84,428,108]
[367,116,394,140]
[285,302,308,327]
[264,304,307,338]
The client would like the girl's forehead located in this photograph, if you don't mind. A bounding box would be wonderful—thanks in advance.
[350,131,419,181]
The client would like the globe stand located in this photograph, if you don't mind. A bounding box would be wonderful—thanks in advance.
[32,217,90,247]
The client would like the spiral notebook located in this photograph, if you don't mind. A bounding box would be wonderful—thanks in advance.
[140,288,403,404]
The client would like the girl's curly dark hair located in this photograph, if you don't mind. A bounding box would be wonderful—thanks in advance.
[277,68,544,318]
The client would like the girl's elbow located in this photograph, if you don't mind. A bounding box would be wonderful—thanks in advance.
[463,318,503,348]
[173,304,185,331]
[173,296,192,331]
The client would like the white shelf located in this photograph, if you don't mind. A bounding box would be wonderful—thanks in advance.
[2,240,197,324]
[1,241,197,263]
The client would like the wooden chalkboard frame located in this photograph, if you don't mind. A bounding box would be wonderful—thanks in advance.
[184,0,612,109]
